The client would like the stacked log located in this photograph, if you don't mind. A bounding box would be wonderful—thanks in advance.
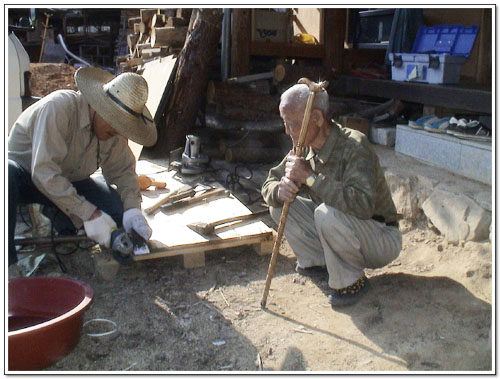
[117,8,191,72]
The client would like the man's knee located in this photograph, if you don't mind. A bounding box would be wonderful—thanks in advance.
[314,203,345,231]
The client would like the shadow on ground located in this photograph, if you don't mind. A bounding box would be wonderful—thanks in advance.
[267,272,492,371]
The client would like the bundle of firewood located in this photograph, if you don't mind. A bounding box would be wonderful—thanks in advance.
[117,8,192,72]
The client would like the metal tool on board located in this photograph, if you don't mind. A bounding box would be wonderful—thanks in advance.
[187,209,268,236]
[181,135,209,175]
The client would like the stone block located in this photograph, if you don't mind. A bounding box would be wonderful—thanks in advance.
[370,126,396,146]
[422,190,491,243]
[395,124,491,185]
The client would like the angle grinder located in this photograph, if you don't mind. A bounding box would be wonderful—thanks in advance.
[110,228,149,265]
[181,135,209,175]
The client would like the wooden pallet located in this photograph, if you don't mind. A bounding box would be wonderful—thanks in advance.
[134,230,275,268]
[132,160,275,268]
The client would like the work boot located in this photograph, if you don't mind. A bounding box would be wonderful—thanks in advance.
[328,276,370,308]
[295,263,328,277]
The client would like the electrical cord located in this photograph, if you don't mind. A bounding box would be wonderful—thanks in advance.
[40,205,94,273]
[206,165,262,206]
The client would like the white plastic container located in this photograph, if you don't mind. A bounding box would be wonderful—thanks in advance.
[389,52,466,84]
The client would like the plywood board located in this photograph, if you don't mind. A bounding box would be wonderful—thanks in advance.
[135,160,273,259]
[141,55,177,122]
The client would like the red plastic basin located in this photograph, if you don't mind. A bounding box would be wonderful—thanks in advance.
[8,277,93,371]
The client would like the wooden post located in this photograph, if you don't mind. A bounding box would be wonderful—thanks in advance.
[143,8,223,158]
[231,8,251,77]
[323,8,346,74]
[39,13,51,63]
[476,8,492,85]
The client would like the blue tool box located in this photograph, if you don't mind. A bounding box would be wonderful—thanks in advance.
[389,24,478,84]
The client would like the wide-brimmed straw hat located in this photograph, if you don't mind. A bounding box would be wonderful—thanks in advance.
[75,67,157,146]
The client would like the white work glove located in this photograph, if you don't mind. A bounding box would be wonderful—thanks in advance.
[123,208,152,241]
[83,211,117,248]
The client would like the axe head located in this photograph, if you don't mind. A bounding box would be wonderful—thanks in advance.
[187,221,215,236]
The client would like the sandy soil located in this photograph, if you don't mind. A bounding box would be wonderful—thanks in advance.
[30,63,78,97]
[13,221,490,372]
[12,63,492,372]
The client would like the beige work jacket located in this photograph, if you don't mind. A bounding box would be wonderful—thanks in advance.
[8,90,141,228]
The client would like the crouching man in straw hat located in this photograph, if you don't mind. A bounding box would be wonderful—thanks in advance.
[261,81,402,308]
[8,67,157,265]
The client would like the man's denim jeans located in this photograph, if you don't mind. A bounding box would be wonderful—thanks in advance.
[8,159,124,266]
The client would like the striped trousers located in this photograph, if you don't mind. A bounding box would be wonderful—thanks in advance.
[270,196,402,289]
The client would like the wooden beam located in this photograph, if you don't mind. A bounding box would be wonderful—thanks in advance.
[250,41,324,58]
[335,76,492,114]
[133,232,273,261]
[476,8,492,85]
[231,8,251,77]
[323,8,346,74]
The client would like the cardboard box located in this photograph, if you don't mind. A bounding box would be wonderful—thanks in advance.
[252,10,289,43]
[339,116,370,136]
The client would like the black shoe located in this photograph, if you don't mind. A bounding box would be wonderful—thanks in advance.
[453,119,491,142]
[328,277,370,307]
[295,263,328,277]
[446,116,462,136]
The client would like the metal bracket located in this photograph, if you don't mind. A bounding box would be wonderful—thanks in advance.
[429,56,440,69]
[392,55,403,68]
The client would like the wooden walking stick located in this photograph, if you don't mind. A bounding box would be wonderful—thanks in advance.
[261,78,328,309]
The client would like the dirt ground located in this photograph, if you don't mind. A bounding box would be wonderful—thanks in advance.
[16,220,491,372]
[12,63,493,372]
[30,63,78,97]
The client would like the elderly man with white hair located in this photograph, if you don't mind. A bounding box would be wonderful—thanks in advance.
[261,81,402,308]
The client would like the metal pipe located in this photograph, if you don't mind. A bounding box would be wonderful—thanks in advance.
[56,33,92,67]
[14,235,92,246]
[221,8,231,81]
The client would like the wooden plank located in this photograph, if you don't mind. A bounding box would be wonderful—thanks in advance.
[134,232,273,261]
[250,41,324,58]
[231,8,251,77]
[335,76,492,114]
[141,55,177,123]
